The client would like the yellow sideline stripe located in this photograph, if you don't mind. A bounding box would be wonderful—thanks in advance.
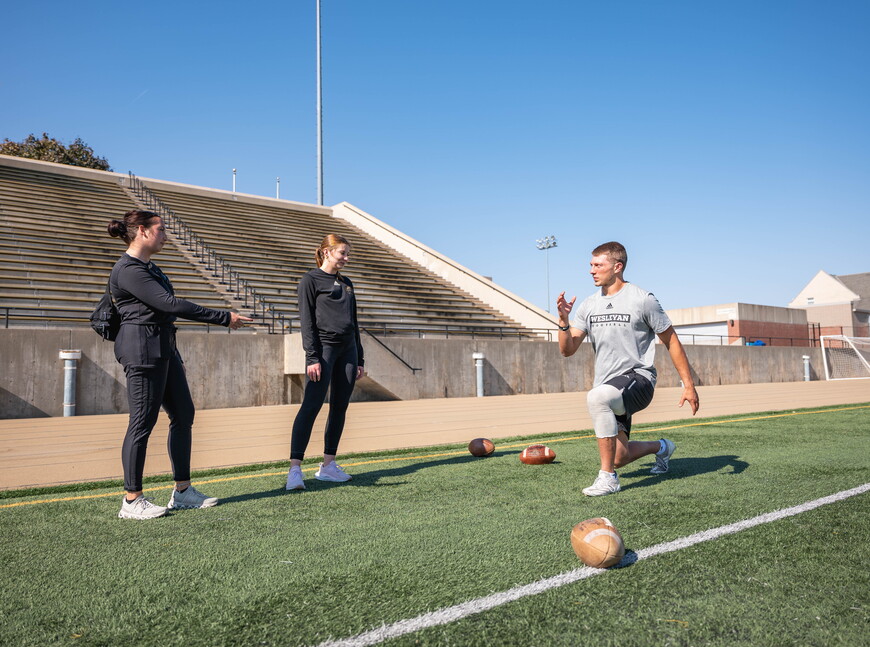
[1,404,867,510]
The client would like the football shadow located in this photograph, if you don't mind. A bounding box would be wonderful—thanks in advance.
[619,454,749,491]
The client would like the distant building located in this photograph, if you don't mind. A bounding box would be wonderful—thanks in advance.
[788,271,870,338]
[667,303,815,347]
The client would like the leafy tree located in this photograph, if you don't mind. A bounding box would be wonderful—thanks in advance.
[0,133,111,171]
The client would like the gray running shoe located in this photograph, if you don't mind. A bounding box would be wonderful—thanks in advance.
[582,471,621,497]
[118,496,168,520]
[167,485,218,510]
[285,465,306,490]
[314,462,352,482]
[650,439,676,474]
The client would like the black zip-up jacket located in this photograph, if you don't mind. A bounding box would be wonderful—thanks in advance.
[298,268,364,367]
[110,253,230,368]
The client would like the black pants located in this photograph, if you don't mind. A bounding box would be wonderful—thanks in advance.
[122,352,194,491]
[290,341,358,461]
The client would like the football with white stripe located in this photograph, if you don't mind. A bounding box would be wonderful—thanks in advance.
[519,444,556,465]
[571,517,625,568]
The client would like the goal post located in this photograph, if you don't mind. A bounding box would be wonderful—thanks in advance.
[820,335,870,380]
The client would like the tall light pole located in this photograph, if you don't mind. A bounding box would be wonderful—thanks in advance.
[536,235,557,312]
[315,0,324,206]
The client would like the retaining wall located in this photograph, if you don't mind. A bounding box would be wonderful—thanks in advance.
[0,329,823,418]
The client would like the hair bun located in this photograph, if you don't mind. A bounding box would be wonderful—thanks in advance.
[107,219,128,238]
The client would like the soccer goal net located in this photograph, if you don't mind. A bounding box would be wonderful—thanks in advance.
[820,335,870,380]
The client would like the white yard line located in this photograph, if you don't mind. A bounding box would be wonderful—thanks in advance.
[314,483,870,647]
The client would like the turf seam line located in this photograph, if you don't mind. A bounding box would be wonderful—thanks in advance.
[2,404,866,508]
[312,482,870,647]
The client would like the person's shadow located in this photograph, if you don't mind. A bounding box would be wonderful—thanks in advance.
[219,452,748,504]
[219,452,506,505]
[618,454,749,491]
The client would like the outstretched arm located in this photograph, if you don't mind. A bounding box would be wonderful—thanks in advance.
[657,326,700,414]
[556,291,587,357]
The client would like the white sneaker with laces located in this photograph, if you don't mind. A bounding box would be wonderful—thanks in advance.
[314,461,352,482]
[650,439,676,474]
[167,485,218,509]
[582,470,621,497]
[118,495,168,520]
[286,465,306,490]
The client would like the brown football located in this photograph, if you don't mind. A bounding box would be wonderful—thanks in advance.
[570,517,625,568]
[519,444,556,465]
[468,438,495,457]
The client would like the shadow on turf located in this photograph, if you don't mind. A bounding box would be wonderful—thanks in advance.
[219,452,503,504]
[619,454,749,491]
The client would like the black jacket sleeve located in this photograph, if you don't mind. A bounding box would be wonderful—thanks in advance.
[298,274,323,366]
[349,278,364,367]
[117,263,230,326]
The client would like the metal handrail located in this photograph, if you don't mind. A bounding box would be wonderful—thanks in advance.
[0,305,285,333]
[0,306,829,347]
[124,172,291,334]
[361,327,421,373]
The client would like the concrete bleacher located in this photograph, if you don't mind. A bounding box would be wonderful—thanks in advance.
[0,154,536,337]
[0,159,235,327]
[145,184,530,335]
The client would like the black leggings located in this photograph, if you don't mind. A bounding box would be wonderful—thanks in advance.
[122,353,194,491]
[290,341,358,461]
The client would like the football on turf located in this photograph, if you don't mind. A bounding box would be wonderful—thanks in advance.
[519,444,556,465]
[570,517,625,568]
[468,438,495,457]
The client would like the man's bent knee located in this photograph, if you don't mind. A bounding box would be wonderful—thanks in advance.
[587,384,625,438]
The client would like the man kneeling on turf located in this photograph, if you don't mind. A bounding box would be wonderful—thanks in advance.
[557,241,700,496]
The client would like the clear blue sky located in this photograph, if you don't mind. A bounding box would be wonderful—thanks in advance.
[3,1,868,312]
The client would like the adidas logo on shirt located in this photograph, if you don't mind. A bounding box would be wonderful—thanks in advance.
[606,303,613,309]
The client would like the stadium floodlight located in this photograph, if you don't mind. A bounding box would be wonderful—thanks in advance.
[232,168,237,193]
[276,177,280,200]
[535,235,557,312]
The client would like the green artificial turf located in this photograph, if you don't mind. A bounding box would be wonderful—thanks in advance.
[1,404,867,646]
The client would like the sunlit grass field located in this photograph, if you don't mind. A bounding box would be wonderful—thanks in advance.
[2,404,868,646]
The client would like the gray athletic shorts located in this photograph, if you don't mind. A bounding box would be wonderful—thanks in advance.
[605,370,655,436]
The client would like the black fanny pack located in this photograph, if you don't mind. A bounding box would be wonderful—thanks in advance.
[90,280,121,341]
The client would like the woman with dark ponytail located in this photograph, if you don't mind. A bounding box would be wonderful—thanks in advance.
[108,210,252,520]
[285,234,364,490]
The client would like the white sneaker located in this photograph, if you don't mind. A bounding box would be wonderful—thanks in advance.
[286,465,306,490]
[118,495,168,520]
[314,461,352,482]
[167,485,218,509]
[582,471,621,497]
[650,439,676,474]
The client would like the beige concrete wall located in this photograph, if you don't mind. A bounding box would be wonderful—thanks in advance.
[667,302,808,326]
[0,329,284,418]
[1,329,824,419]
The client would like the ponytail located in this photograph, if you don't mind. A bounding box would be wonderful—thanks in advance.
[315,234,351,267]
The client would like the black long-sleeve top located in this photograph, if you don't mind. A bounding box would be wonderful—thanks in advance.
[298,268,364,367]
[110,253,230,367]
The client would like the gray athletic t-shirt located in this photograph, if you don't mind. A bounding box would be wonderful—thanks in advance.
[572,282,672,387]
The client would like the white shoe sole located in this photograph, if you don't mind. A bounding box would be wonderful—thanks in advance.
[582,487,620,497]
[167,500,218,510]
[118,509,167,520]
[314,473,351,482]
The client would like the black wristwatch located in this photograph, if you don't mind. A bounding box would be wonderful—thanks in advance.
[558,324,570,331]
